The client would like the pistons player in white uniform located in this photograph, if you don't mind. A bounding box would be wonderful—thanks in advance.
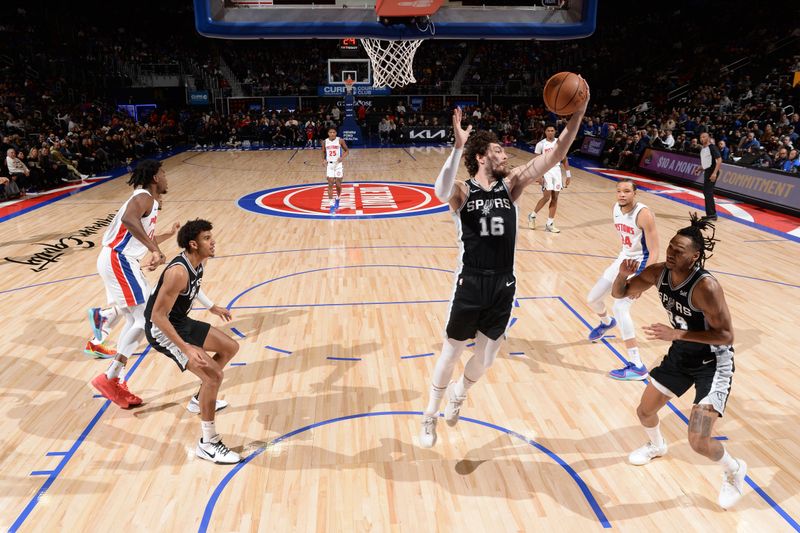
[322,127,349,214]
[586,178,660,380]
[527,124,571,233]
[88,159,178,408]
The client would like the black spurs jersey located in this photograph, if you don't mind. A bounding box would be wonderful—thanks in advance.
[145,253,204,324]
[456,178,517,272]
[657,265,721,357]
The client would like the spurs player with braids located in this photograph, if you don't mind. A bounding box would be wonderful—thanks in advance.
[145,219,241,464]
[612,214,746,509]
[527,124,571,233]
[586,178,659,380]
[89,160,177,407]
[322,127,349,214]
[420,77,590,447]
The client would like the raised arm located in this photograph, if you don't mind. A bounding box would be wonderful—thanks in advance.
[508,76,589,199]
[611,260,663,299]
[435,107,472,210]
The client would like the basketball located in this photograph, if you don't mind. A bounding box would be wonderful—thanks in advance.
[543,71,587,116]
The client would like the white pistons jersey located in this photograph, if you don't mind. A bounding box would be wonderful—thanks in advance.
[534,138,562,178]
[102,189,159,259]
[324,137,342,163]
[614,202,649,259]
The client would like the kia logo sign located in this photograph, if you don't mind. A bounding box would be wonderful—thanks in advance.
[408,128,449,141]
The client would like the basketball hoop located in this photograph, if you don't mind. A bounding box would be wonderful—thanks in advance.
[361,38,425,88]
[344,76,355,94]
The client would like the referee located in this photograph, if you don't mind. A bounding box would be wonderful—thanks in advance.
[699,132,722,220]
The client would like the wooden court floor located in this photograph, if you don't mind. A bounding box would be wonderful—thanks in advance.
[1,147,798,532]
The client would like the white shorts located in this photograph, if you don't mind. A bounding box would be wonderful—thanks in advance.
[601,253,646,283]
[97,246,150,308]
[542,168,562,191]
[326,162,343,179]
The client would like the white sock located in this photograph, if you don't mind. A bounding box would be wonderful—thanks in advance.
[627,347,643,367]
[90,335,103,345]
[718,449,739,474]
[201,420,217,443]
[529,212,536,218]
[454,373,477,398]
[600,315,613,326]
[100,306,119,323]
[644,422,664,448]
[423,384,446,417]
[547,218,554,225]
[105,360,124,380]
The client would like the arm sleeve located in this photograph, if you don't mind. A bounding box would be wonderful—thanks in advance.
[434,147,463,202]
[196,289,214,308]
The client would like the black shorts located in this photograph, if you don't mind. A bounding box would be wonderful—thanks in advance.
[649,342,735,416]
[145,317,211,372]
[445,269,516,341]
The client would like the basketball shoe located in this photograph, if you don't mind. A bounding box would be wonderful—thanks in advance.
[419,416,438,448]
[588,317,617,342]
[628,440,668,465]
[609,361,648,381]
[444,381,467,427]
[187,395,229,414]
[719,459,747,509]
[117,379,142,406]
[91,374,129,409]
[196,435,241,464]
[84,340,116,359]
[87,307,105,342]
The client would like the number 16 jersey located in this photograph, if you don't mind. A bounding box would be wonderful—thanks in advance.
[455,178,517,272]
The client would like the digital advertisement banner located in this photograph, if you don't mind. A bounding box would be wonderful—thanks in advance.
[639,149,800,212]
[580,136,605,157]
[318,85,391,96]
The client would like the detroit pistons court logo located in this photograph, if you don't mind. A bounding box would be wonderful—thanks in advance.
[237,181,448,220]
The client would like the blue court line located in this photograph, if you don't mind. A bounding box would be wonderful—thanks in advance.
[713,436,729,441]
[225,264,456,310]
[3,246,797,297]
[400,352,434,359]
[229,362,247,367]
[230,327,246,339]
[546,295,799,530]
[467,342,475,347]
[508,317,518,328]
[29,471,54,476]
[402,147,418,161]
[287,149,299,162]
[233,298,449,310]
[92,394,103,399]
[743,239,788,243]
[327,356,361,361]
[514,299,520,307]
[45,451,67,457]
[509,352,525,355]
[10,345,153,532]
[567,156,800,245]
[265,345,292,355]
[198,411,610,532]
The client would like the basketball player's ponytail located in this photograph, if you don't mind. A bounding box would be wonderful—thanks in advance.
[676,213,718,268]
[127,159,162,188]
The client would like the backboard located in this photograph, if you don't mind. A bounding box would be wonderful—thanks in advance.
[194,0,597,41]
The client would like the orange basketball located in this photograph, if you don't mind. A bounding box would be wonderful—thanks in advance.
[543,72,587,116]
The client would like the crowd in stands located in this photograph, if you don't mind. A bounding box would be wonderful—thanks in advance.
[1,0,798,200]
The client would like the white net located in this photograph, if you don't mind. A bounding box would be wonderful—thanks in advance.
[360,38,424,88]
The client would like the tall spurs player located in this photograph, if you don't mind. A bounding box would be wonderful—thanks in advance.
[145,219,241,464]
[322,127,349,214]
[586,179,659,380]
[527,124,571,233]
[420,78,589,447]
[89,160,177,407]
[612,215,746,509]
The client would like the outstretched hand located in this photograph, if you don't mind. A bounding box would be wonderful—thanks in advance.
[576,75,591,114]
[453,107,473,149]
